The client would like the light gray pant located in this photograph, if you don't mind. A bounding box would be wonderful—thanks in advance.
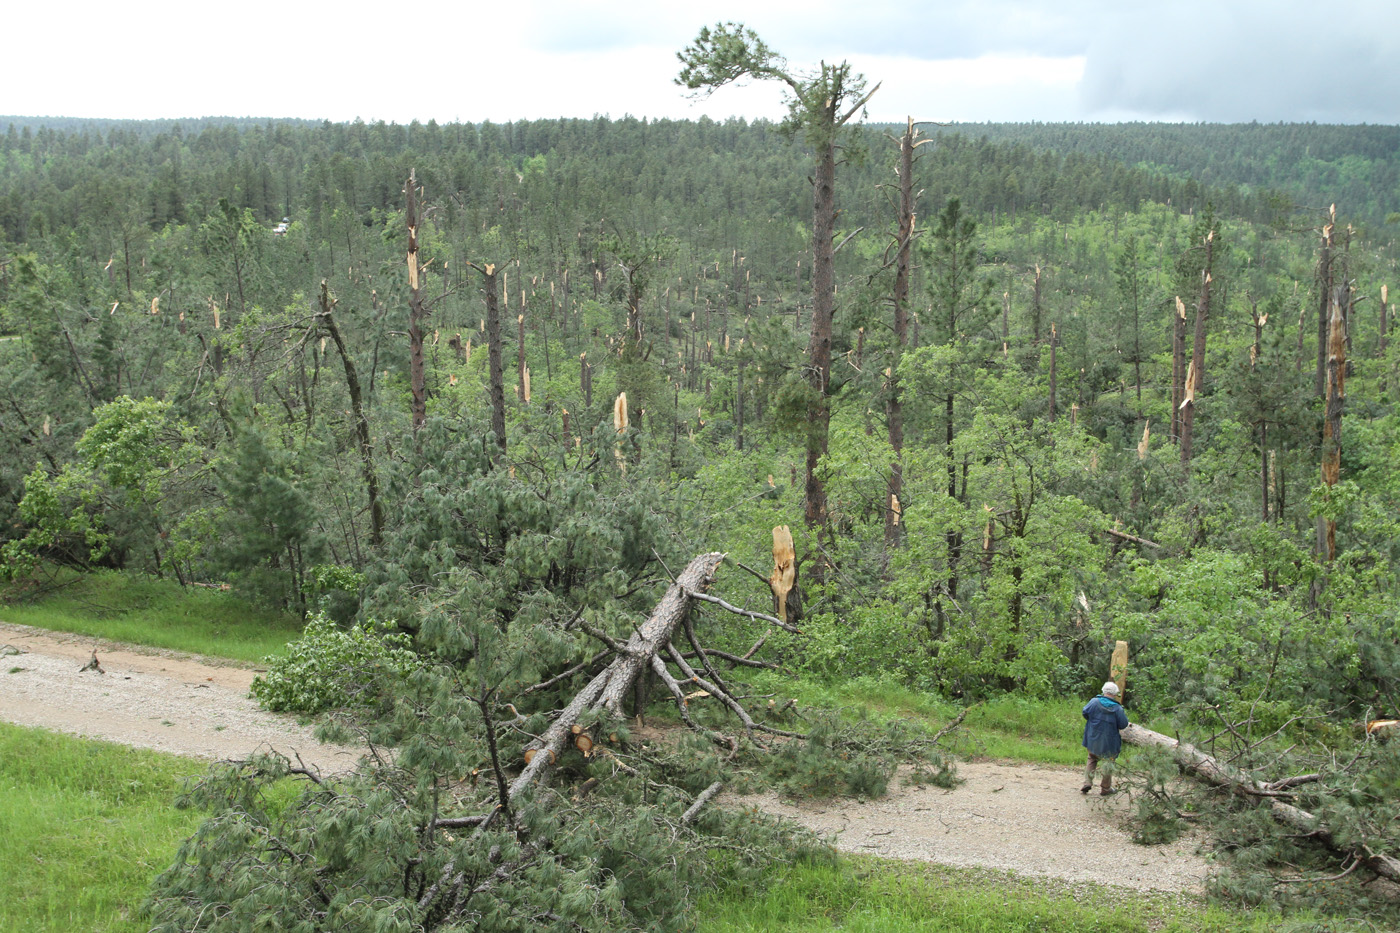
[1085,753,1114,791]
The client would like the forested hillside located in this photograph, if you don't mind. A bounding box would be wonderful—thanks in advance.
[3,104,1400,928]
[951,121,1400,226]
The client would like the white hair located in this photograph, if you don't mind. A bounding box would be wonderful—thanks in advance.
[1102,681,1120,696]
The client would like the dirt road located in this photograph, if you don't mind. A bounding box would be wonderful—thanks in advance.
[0,621,359,775]
[0,620,1210,892]
[733,759,1209,894]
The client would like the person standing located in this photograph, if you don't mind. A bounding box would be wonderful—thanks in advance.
[1081,681,1129,795]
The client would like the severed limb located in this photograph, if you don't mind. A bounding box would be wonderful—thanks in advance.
[686,589,800,634]
[665,644,805,741]
[520,649,611,695]
[682,781,725,824]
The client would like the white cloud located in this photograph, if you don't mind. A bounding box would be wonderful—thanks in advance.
[4,0,1397,124]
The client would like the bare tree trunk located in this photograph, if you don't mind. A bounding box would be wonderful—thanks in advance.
[886,118,920,549]
[469,263,507,454]
[1032,265,1043,344]
[1318,286,1348,562]
[804,140,837,541]
[1048,322,1058,421]
[1316,214,1334,399]
[405,170,428,431]
[1380,284,1389,395]
[1170,297,1187,444]
[511,553,726,799]
[1181,230,1213,468]
[735,361,745,452]
[319,280,384,549]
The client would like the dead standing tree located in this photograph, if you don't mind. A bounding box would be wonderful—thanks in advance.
[1180,228,1215,467]
[404,169,456,432]
[316,280,385,548]
[464,261,508,454]
[879,117,932,549]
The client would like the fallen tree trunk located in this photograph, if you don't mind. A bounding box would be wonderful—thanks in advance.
[508,552,728,804]
[1122,723,1400,883]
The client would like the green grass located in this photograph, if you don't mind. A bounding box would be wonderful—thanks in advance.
[0,722,206,933]
[746,673,1175,766]
[1,568,303,664]
[699,858,1281,933]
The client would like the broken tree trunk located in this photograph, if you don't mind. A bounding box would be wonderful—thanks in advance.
[406,170,429,431]
[1122,723,1400,883]
[508,553,724,804]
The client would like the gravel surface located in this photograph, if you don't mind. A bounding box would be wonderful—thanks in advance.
[0,621,359,776]
[1,621,1211,892]
[731,758,1212,894]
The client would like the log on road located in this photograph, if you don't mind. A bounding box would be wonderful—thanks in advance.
[1122,723,1400,883]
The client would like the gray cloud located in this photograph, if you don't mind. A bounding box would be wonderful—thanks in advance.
[1079,0,1400,122]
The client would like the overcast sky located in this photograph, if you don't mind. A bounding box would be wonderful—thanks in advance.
[9,0,1400,125]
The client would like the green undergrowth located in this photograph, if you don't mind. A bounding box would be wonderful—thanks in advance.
[0,722,206,933]
[0,567,302,664]
[745,673,1173,766]
[698,857,1283,933]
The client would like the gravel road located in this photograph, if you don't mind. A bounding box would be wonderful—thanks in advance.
[732,758,1211,894]
[1,620,1211,892]
[0,621,359,775]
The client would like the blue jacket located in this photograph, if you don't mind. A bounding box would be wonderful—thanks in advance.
[1082,695,1129,757]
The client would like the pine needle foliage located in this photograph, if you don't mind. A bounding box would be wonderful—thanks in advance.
[147,414,824,931]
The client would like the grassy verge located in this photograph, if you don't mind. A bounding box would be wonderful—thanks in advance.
[0,723,206,933]
[0,717,1280,933]
[699,857,1280,933]
[747,673,1173,766]
[0,568,303,664]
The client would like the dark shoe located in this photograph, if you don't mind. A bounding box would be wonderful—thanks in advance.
[1080,784,1091,794]
[1100,788,1117,797]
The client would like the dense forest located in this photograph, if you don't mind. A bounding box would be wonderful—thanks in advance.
[4,47,1400,930]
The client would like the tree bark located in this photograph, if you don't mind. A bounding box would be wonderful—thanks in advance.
[318,280,384,548]
[804,140,837,540]
[405,170,428,431]
[510,553,725,801]
[1170,297,1187,444]
[472,263,507,454]
[1122,723,1400,884]
[1316,219,1334,399]
[1180,231,1213,468]
[1318,285,1347,562]
[885,118,918,549]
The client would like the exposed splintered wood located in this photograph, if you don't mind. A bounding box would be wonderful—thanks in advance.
[769,525,798,626]
[405,170,429,430]
[1122,723,1400,883]
[1110,641,1128,700]
[613,392,629,474]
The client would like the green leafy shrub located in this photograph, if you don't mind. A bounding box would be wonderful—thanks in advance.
[250,612,418,713]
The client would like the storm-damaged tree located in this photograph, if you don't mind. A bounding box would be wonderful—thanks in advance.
[143,413,856,933]
[880,118,932,548]
[677,22,879,542]
[404,169,456,432]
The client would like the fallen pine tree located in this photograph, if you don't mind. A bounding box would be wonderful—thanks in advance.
[146,417,965,933]
[1123,723,1400,884]
[147,550,824,933]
